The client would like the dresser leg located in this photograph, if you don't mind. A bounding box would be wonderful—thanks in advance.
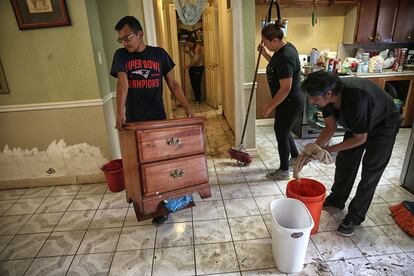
[197,186,212,199]
[132,201,153,221]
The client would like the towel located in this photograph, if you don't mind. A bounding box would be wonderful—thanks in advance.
[293,143,333,178]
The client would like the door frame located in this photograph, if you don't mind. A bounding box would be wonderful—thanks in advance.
[146,0,245,141]
[231,0,244,147]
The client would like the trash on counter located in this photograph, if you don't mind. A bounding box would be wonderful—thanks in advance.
[309,48,320,65]
[394,48,408,72]
[368,55,384,73]
[342,57,359,74]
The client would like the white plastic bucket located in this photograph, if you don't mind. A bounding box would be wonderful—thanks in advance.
[270,198,314,273]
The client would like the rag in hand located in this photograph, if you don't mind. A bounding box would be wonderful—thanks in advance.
[293,143,333,178]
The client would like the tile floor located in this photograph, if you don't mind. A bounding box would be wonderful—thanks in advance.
[0,103,413,275]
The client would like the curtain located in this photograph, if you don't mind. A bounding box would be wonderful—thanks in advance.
[174,0,207,26]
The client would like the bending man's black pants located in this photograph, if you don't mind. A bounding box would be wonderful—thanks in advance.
[330,122,400,225]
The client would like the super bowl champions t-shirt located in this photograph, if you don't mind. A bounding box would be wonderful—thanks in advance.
[111,46,174,122]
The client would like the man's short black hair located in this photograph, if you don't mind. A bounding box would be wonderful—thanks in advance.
[302,70,343,97]
[115,16,143,33]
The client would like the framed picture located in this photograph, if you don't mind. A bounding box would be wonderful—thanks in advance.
[10,0,70,30]
[0,60,9,94]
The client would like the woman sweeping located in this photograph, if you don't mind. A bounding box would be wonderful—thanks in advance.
[258,22,304,180]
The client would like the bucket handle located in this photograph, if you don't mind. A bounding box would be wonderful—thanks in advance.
[291,232,304,238]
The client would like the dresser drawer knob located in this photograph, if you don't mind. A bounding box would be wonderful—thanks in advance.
[167,137,182,146]
[170,169,184,179]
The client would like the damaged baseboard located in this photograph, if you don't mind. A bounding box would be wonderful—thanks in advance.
[0,174,106,190]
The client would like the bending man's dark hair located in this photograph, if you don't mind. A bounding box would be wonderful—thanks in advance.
[301,70,344,97]
[115,16,143,33]
[261,21,285,41]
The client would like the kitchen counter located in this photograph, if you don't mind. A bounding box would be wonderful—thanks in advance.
[256,69,414,127]
[258,68,414,78]
[353,70,414,78]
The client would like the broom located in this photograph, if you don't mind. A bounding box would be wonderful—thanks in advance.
[389,201,414,237]
[228,0,281,166]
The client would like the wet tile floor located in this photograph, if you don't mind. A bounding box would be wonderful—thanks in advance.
[0,102,413,275]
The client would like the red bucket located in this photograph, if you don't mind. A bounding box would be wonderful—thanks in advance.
[286,178,326,235]
[101,159,125,193]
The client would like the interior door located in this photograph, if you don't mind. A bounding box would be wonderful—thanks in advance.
[203,6,220,108]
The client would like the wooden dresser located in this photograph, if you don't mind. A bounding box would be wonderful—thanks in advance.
[119,117,211,221]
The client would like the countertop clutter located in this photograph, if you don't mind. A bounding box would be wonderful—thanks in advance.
[303,48,414,77]
[300,46,414,127]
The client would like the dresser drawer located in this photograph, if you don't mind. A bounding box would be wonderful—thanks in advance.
[140,154,208,196]
[137,125,205,163]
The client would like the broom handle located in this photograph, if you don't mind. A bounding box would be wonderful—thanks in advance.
[240,48,262,145]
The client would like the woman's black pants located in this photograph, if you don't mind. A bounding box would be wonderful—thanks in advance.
[274,96,304,171]
[189,66,204,102]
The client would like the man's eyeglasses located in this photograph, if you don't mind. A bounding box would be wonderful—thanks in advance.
[117,33,136,43]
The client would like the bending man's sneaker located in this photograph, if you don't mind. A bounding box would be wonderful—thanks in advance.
[266,169,289,180]
[323,195,345,210]
[337,218,356,236]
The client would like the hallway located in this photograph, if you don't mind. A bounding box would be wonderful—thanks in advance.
[0,105,413,275]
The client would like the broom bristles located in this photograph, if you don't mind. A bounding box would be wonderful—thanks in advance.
[390,202,414,237]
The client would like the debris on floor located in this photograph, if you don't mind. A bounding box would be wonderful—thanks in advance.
[0,139,107,181]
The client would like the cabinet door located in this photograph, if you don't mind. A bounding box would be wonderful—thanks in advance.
[393,0,414,42]
[375,0,399,43]
[355,0,379,43]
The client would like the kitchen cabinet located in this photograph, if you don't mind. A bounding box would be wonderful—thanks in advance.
[355,0,399,43]
[365,74,414,127]
[119,117,211,221]
[393,0,414,42]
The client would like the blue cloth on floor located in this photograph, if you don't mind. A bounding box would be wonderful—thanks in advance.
[164,195,193,212]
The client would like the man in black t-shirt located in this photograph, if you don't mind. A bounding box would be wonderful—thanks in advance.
[302,71,401,236]
[110,16,193,224]
[110,16,192,129]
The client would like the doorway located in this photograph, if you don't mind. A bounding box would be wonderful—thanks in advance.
[154,1,223,117]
